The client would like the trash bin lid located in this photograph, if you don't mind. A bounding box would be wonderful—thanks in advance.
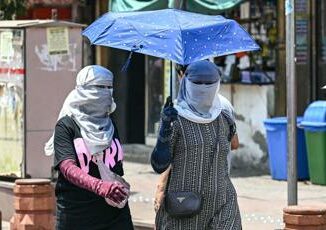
[264,117,303,125]
[302,101,326,132]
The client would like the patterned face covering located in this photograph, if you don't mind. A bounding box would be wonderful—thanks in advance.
[44,65,116,155]
[175,60,222,123]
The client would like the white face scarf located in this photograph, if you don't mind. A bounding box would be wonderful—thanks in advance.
[44,65,116,156]
[174,60,222,124]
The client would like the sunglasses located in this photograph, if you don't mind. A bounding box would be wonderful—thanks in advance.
[191,81,215,85]
[93,85,113,89]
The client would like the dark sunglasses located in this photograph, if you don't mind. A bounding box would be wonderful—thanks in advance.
[191,81,215,85]
[93,85,113,89]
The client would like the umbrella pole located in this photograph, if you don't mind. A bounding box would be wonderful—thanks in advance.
[170,61,173,101]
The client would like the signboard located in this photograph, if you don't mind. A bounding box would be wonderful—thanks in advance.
[0,31,13,62]
[295,0,309,65]
[46,27,69,55]
[321,38,326,63]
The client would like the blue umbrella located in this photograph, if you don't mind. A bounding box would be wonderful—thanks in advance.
[82,8,259,65]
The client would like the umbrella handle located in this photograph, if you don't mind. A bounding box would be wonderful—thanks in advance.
[170,61,173,100]
[164,96,173,108]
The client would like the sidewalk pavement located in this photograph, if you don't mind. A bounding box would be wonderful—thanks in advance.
[3,162,326,230]
[124,161,326,230]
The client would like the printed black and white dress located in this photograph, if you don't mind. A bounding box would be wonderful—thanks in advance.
[156,112,242,230]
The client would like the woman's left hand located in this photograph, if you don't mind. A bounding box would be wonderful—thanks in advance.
[161,96,178,124]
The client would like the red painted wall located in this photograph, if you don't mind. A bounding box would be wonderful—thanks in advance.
[18,7,72,20]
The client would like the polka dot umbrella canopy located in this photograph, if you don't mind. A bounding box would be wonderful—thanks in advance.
[82,8,260,65]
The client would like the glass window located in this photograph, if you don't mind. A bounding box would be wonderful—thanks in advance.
[146,57,164,137]
[0,29,24,178]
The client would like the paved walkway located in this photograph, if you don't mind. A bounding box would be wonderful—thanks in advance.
[124,162,326,230]
[3,162,326,230]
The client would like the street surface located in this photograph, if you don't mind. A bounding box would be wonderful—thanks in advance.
[124,162,326,230]
[3,161,326,230]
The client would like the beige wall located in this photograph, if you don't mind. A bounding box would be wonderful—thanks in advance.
[25,26,82,178]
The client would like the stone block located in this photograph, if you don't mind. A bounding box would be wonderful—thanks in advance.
[285,224,326,230]
[283,213,326,225]
[14,196,54,211]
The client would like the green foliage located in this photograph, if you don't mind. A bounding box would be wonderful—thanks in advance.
[0,0,27,20]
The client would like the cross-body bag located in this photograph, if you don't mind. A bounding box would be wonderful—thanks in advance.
[164,172,202,218]
[165,191,202,218]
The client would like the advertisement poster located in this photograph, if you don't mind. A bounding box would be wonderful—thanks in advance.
[46,27,69,55]
[0,29,24,178]
[295,0,309,65]
[0,31,13,62]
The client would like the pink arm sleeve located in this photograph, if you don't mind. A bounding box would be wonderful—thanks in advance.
[59,158,113,198]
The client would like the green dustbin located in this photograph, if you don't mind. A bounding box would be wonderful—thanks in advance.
[301,101,326,185]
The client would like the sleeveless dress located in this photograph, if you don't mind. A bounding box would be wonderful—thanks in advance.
[155,114,242,230]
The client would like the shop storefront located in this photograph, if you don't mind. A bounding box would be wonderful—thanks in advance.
[316,0,326,100]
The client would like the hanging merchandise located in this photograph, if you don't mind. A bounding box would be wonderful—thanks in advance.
[219,0,277,84]
[110,0,168,12]
[185,0,245,14]
[110,0,244,13]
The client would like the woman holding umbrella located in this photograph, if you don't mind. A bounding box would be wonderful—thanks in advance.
[45,65,133,230]
[151,60,242,229]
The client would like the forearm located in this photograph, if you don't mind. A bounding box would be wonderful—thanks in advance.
[151,144,171,174]
[231,134,239,150]
[151,122,172,173]
[59,159,109,198]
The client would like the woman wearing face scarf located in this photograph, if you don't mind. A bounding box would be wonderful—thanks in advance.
[151,60,241,229]
[45,65,133,230]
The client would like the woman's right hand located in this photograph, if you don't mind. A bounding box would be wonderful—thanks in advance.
[99,181,128,203]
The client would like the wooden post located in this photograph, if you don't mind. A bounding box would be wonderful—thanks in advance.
[95,0,109,66]
[275,0,286,116]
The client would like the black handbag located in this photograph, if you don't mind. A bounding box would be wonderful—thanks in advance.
[164,166,202,218]
[165,190,202,218]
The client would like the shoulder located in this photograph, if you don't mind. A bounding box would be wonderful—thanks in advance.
[55,116,79,136]
[111,118,120,139]
[218,94,234,117]
[218,94,233,111]
[56,115,75,128]
[111,119,118,130]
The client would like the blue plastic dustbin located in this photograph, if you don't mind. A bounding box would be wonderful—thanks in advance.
[263,117,309,180]
[301,101,326,185]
